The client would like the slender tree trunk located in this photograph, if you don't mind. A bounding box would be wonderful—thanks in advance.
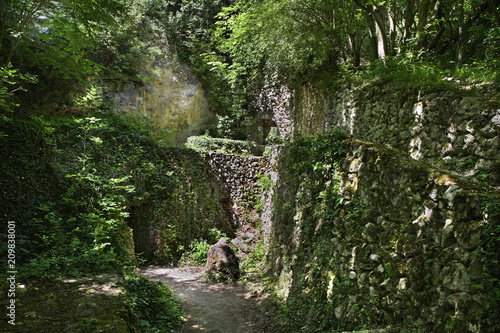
[363,11,379,61]
[374,16,386,59]
[371,6,392,59]
[0,0,13,60]
[404,0,417,43]
[456,0,465,69]
[348,33,362,67]
[417,0,432,47]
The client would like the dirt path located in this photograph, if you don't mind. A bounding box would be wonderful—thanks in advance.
[140,266,277,333]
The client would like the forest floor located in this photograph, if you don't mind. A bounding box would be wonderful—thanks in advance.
[140,265,278,333]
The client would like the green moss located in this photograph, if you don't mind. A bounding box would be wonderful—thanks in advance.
[265,130,363,332]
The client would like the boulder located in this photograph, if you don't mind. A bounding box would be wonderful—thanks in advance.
[205,237,240,282]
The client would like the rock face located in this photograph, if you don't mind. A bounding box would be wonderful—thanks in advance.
[205,151,269,203]
[205,151,270,227]
[205,237,240,282]
[103,63,214,145]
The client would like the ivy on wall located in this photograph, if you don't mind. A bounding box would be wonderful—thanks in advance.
[0,111,226,278]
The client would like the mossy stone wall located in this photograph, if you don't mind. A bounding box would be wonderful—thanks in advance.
[261,83,500,186]
[262,135,496,332]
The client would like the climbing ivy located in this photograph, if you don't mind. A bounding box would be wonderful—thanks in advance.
[269,130,362,332]
[0,111,226,279]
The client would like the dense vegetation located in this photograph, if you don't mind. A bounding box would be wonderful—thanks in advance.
[1,0,499,332]
[0,103,225,329]
[2,1,499,132]
[124,274,184,332]
[262,132,500,332]
[0,108,229,278]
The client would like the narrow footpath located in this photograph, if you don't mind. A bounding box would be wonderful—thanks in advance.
[141,266,277,333]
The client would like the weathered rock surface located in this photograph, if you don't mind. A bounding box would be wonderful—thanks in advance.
[205,151,270,228]
[206,237,240,282]
[103,62,214,145]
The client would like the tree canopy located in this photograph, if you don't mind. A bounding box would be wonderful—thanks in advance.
[215,0,500,82]
[0,0,498,115]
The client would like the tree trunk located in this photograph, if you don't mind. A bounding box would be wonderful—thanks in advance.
[0,0,13,59]
[363,11,380,61]
[456,0,465,69]
[417,0,432,47]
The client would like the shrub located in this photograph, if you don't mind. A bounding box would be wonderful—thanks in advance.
[124,274,183,332]
[185,134,258,155]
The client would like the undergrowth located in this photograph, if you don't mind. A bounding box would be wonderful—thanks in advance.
[124,274,184,333]
[0,111,225,279]
[185,134,258,156]
[180,228,227,266]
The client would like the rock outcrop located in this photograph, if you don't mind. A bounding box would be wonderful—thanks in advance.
[205,237,240,282]
[103,63,214,145]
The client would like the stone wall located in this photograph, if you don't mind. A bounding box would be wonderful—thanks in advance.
[205,151,269,226]
[263,138,494,331]
[254,86,293,140]
[127,149,232,262]
[263,83,500,185]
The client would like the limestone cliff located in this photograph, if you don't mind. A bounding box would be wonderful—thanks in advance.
[103,63,214,145]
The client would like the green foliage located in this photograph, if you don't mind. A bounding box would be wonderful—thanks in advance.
[257,174,273,193]
[180,228,227,266]
[266,130,415,332]
[0,0,128,109]
[212,113,251,141]
[186,134,257,155]
[265,127,284,145]
[211,0,500,105]
[124,274,183,332]
[1,0,127,64]
[284,130,348,180]
[0,63,37,112]
[143,0,243,115]
[0,111,226,278]
[215,0,341,86]
[241,237,267,282]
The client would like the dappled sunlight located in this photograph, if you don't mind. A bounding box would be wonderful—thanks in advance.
[350,106,357,136]
[410,101,424,161]
[140,266,275,332]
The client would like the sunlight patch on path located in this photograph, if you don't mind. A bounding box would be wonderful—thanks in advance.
[141,266,276,333]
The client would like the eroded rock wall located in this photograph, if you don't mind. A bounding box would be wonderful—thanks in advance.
[103,64,214,145]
